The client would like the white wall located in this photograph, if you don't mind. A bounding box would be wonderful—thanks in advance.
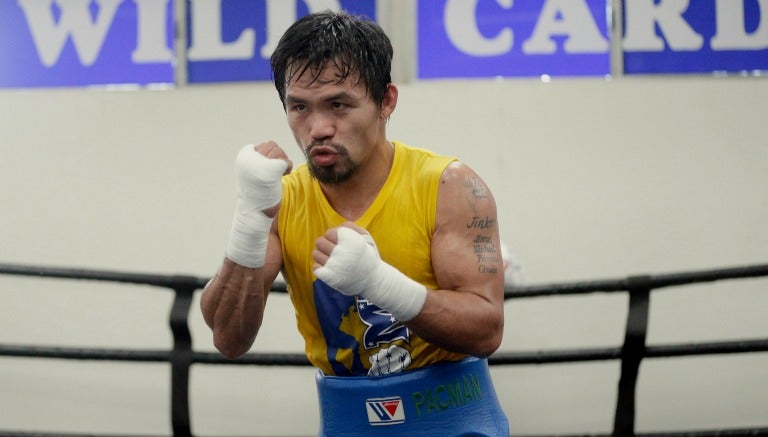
[1,76,767,435]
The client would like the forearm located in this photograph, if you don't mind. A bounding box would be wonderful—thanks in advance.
[202,143,289,358]
[406,288,504,357]
[313,225,504,357]
[200,258,269,359]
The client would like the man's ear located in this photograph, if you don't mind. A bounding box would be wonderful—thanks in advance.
[380,83,398,120]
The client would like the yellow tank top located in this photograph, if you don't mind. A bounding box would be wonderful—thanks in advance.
[278,141,467,376]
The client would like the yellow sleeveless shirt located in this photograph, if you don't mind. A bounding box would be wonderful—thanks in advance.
[277,141,468,376]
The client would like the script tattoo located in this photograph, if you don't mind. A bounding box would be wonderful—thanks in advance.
[467,216,495,229]
[462,176,498,273]
[473,234,500,274]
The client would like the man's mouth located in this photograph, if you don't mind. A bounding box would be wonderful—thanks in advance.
[309,145,338,167]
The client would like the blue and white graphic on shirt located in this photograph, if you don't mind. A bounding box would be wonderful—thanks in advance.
[313,279,412,376]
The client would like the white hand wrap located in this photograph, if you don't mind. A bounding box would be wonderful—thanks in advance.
[314,227,427,321]
[225,145,288,268]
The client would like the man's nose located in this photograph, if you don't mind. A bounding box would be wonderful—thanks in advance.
[309,112,335,141]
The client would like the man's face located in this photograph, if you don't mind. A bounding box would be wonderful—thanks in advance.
[283,64,383,184]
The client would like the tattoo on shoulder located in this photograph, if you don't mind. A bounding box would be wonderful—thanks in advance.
[463,176,487,215]
[465,176,487,198]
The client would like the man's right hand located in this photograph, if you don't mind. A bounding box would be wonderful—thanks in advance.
[226,142,292,268]
[235,142,292,211]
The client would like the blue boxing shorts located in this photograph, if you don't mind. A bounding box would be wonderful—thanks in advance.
[315,356,509,436]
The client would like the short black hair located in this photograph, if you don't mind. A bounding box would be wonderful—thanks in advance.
[270,10,393,107]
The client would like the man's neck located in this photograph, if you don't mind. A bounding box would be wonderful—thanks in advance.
[320,141,395,221]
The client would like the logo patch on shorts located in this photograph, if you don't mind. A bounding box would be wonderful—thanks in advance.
[365,396,405,425]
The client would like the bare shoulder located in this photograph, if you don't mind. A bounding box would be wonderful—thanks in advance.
[436,161,498,227]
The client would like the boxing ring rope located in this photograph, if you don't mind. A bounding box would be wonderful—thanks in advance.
[1,262,767,437]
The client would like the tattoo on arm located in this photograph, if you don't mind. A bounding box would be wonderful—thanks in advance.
[472,234,500,274]
[467,216,495,229]
[463,176,488,215]
[462,176,499,274]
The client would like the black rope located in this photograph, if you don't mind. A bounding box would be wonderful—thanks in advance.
[504,264,768,300]
[489,346,622,365]
[4,339,766,366]
[4,262,766,299]
[0,344,169,362]
[0,430,172,437]
[635,428,768,437]
[649,264,768,290]
[0,262,206,289]
[192,351,312,366]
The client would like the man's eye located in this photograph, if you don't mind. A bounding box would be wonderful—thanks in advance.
[332,102,346,109]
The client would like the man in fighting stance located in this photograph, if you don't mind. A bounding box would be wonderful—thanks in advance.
[201,10,509,436]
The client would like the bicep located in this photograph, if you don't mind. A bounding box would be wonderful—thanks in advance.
[431,162,504,300]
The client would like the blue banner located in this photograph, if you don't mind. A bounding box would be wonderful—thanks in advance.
[417,0,611,79]
[0,0,175,88]
[2,0,765,88]
[186,0,377,84]
[622,0,768,74]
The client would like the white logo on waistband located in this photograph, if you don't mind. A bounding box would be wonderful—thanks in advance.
[365,396,405,426]
[368,345,412,376]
